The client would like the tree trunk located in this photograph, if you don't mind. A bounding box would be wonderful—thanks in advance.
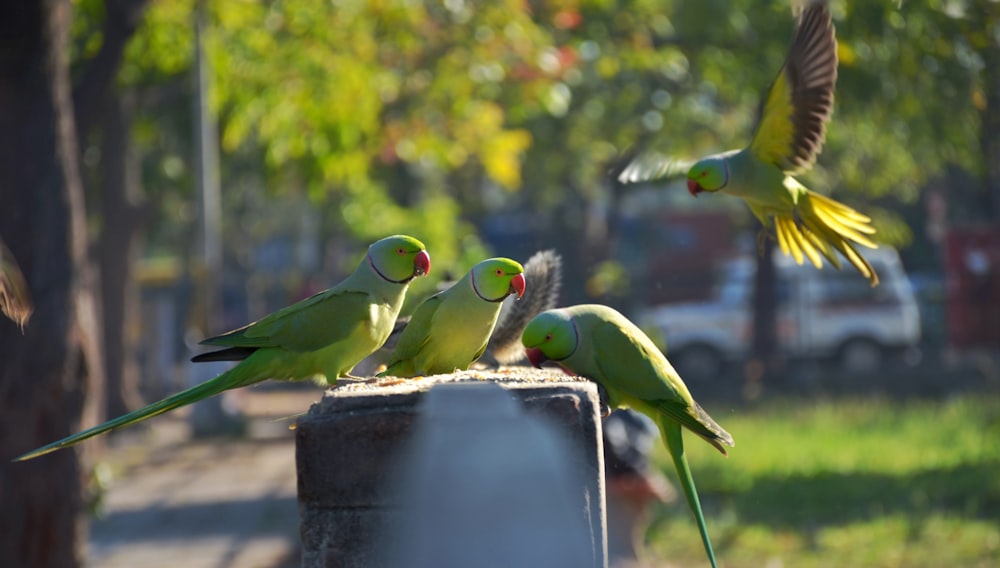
[0,1,104,566]
[976,3,1000,220]
[751,235,781,381]
[99,92,146,419]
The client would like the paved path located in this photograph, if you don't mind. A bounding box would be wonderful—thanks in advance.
[87,389,321,568]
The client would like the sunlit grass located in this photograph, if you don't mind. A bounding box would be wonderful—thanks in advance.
[643,394,1000,567]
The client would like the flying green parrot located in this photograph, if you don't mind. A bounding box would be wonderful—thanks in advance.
[522,304,734,568]
[619,1,879,286]
[378,257,526,377]
[14,234,430,462]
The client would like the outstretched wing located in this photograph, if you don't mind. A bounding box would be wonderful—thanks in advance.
[199,288,374,353]
[617,151,695,184]
[748,1,837,174]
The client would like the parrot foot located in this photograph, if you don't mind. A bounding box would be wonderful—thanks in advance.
[756,228,772,256]
[792,208,806,228]
[597,384,612,418]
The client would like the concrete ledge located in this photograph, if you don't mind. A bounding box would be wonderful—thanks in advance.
[296,368,607,568]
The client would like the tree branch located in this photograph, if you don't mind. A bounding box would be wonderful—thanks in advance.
[71,0,151,142]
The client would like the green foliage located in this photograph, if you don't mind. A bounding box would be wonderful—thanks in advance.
[207,0,548,197]
[646,394,1000,567]
[119,0,196,83]
[87,0,997,297]
[825,0,989,202]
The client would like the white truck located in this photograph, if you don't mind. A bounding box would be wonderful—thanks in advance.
[637,248,921,380]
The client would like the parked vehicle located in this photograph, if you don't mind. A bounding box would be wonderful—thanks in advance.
[636,248,921,380]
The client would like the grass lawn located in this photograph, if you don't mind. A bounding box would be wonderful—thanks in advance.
[643,393,1000,567]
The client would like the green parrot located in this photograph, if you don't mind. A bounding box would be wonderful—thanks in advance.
[14,235,430,462]
[522,304,734,568]
[379,257,526,377]
[619,1,879,286]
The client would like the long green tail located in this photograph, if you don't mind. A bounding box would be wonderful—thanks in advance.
[662,419,718,568]
[14,367,251,462]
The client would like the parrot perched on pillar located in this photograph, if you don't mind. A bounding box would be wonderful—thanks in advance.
[378,257,525,377]
[522,304,734,568]
[619,0,879,285]
[480,250,562,367]
[14,235,430,461]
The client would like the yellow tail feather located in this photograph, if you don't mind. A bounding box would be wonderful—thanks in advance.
[810,206,878,248]
[768,188,879,286]
[798,191,879,286]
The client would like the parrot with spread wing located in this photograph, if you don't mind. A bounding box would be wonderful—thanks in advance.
[15,235,430,461]
[378,257,525,377]
[523,304,734,568]
[619,0,879,285]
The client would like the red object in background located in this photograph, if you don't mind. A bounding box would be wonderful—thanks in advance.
[643,212,735,304]
[944,227,1000,348]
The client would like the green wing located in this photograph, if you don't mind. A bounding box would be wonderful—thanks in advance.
[591,319,732,454]
[201,289,373,352]
[590,318,690,403]
[379,293,443,374]
[617,151,695,184]
[747,1,836,174]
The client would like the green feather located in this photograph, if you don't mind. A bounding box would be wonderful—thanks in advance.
[621,2,880,285]
[523,304,734,568]
[380,257,524,377]
[14,235,429,462]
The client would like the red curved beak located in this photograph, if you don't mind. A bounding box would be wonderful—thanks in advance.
[413,250,431,277]
[510,273,526,299]
[686,178,702,197]
[525,347,547,368]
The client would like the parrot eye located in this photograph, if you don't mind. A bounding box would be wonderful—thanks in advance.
[495,268,503,276]
[700,171,707,178]
[545,333,552,341]
[396,247,406,255]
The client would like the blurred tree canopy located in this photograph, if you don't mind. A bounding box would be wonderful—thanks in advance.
[74,0,994,298]
[0,4,984,566]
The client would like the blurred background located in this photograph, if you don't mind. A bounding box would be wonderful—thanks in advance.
[0,0,998,567]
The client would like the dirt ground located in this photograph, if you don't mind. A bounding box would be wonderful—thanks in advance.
[87,388,321,568]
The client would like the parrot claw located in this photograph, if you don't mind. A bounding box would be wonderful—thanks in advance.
[597,384,612,418]
[338,374,368,383]
[757,228,771,256]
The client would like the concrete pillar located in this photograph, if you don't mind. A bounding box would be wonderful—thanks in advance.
[296,371,607,568]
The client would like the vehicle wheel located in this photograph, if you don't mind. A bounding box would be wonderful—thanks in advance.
[837,338,885,374]
[673,345,724,382]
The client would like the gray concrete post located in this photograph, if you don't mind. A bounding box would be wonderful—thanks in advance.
[296,370,607,568]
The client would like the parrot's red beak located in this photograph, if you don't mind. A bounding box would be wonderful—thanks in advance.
[510,273,526,299]
[686,178,702,197]
[525,347,548,368]
[413,250,431,277]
